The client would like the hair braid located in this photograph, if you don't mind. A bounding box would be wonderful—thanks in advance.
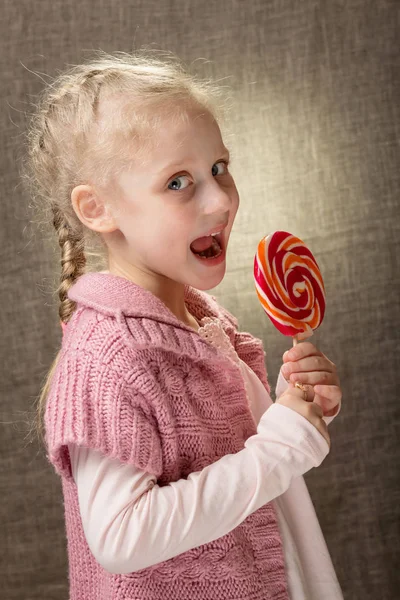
[24,49,229,445]
[52,205,86,323]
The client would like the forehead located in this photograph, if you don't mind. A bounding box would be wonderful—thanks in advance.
[95,93,226,176]
[146,109,225,162]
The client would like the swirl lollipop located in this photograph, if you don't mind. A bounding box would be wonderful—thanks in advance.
[253,231,326,346]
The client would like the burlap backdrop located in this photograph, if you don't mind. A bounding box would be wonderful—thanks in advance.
[1,1,399,598]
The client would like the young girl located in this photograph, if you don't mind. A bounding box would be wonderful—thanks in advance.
[26,51,343,600]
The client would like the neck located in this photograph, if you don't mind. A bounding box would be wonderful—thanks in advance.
[107,254,199,329]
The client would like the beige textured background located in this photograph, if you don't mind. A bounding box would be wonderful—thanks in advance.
[1,1,399,599]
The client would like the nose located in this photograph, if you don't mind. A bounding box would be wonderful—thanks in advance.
[201,178,233,216]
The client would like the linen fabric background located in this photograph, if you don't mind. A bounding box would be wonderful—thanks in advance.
[1,1,399,599]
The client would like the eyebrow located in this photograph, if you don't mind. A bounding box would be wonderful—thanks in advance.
[158,148,231,178]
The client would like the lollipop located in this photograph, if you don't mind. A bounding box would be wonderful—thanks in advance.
[253,231,326,346]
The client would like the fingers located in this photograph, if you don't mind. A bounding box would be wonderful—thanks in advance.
[313,384,343,403]
[313,385,342,416]
[282,356,336,378]
[280,383,315,406]
[283,342,323,362]
[287,369,340,387]
[288,381,314,401]
[292,382,315,403]
[287,382,341,418]
[278,386,330,447]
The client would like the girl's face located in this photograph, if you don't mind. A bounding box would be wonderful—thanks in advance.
[106,107,239,292]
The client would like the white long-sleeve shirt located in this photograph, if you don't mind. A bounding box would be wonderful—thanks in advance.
[68,359,343,600]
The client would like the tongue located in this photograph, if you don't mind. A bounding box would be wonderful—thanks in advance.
[190,235,214,253]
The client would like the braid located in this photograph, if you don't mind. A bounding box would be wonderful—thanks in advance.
[52,205,86,324]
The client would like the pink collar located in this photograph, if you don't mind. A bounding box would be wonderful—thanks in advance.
[68,272,221,333]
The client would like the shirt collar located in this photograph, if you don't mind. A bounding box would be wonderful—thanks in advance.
[68,272,220,331]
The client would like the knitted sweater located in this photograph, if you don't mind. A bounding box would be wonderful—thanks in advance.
[45,272,314,600]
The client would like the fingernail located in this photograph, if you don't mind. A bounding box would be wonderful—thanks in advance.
[281,365,289,377]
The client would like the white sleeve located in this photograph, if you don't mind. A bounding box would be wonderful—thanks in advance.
[69,402,329,575]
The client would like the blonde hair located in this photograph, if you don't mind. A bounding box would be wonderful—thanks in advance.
[23,49,230,444]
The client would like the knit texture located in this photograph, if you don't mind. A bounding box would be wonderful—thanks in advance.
[45,272,289,600]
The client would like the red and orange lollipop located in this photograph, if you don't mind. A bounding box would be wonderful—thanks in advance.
[253,231,326,345]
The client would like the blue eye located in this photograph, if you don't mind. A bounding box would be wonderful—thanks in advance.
[212,161,228,176]
[168,175,190,191]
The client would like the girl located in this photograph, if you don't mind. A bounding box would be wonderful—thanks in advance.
[26,51,343,600]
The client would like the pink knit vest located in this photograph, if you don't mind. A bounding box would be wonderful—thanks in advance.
[45,273,289,600]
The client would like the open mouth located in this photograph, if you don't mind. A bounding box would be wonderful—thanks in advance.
[190,232,224,259]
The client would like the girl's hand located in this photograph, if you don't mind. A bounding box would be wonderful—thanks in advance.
[280,342,342,418]
[276,384,331,448]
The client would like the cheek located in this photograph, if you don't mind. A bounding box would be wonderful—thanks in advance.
[130,212,187,254]
[111,196,138,229]
[231,186,240,215]
[113,192,193,252]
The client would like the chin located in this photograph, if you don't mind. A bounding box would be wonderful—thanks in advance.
[189,265,226,292]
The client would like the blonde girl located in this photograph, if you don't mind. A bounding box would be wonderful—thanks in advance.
[25,50,343,600]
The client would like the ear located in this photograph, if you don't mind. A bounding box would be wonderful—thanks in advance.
[71,184,118,233]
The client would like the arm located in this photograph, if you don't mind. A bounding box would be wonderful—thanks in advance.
[69,401,329,575]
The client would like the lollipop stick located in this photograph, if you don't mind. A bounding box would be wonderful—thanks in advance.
[293,335,299,347]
